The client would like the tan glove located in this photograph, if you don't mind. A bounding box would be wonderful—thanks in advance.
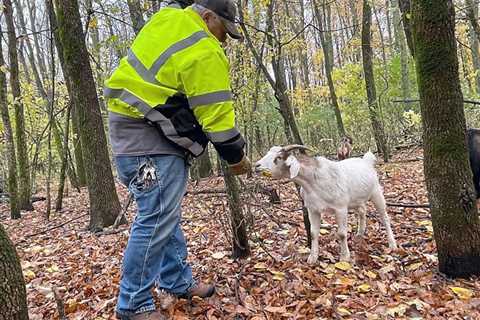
[228,156,252,176]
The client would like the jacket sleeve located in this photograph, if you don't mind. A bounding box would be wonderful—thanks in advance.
[178,48,245,164]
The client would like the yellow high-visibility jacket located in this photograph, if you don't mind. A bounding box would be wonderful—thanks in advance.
[104,6,244,163]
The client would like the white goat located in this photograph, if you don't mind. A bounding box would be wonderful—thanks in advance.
[255,145,397,263]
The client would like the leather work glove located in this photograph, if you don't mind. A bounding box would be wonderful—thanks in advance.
[228,156,252,176]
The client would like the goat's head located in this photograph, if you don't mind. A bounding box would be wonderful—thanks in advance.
[337,136,353,160]
[254,145,312,179]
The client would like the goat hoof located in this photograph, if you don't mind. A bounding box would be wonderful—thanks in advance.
[307,255,318,264]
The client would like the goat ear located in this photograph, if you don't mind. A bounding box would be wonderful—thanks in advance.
[285,155,301,179]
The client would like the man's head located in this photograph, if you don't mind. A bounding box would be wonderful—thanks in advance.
[192,0,242,42]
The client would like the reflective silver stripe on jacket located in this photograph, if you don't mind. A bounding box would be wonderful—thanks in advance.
[188,90,232,108]
[206,128,240,143]
[104,88,204,156]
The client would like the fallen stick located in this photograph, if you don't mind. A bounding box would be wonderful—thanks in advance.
[16,213,89,245]
[113,192,133,229]
[386,202,430,208]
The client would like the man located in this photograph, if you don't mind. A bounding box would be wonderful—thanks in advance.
[104,0,251,318]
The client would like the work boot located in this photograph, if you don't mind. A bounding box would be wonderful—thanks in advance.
[178,282,216,299]
[116,310,167,320]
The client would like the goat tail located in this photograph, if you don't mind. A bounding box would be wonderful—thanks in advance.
[363,151,377,166]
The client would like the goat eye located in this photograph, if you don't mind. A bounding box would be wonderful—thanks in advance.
[274,156,281,164]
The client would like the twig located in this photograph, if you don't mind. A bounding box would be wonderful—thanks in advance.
[113,192,133,229]
[15,213,89,245]
[386,202,430,208]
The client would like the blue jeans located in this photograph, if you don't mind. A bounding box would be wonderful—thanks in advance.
[114,155,194,318]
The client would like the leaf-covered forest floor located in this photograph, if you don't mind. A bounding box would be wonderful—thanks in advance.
[3,147,480,319]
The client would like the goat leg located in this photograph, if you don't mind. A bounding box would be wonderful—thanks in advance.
[335,208,351,262]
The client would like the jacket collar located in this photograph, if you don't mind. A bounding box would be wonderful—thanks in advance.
[184,7,222,46]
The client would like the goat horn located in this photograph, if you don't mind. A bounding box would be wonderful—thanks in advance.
[282,144,313,153]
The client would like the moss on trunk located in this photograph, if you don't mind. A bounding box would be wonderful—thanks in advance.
[0,223,29,319]
[413,0,480,278]
[53,0,121,230]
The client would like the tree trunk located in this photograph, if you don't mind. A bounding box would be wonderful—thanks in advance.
[220,161,250,258]
[466,0,480,94]
[56,105,72,211]
[127,0,146,35]
[52,118,79,190]
[362,0,390,162]
[398,0,414,57]
[13,0,48,100]
[313,0,346,137]
[46,0,87,188]
[53,0,121,231]
[197,146,213,178]
[4,0,33,211]
[392,0,412,110]
[0,25,20,219]
[412,0,480,278]
[71,113,87,186]
[466,0,480,43]
[25,0,48,78]
[265,1,303,145]
[0,223,29,319]
[17,43,32,84]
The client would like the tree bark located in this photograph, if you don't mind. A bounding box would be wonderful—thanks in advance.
[466,0,480,93]
[53,0,121,231]
[46,0,87,187]
[0,25,20,219]
[25,0,48,78]
[197,146,213,178]
[13,0,48,100]
[361,0,390,162]
[466,0,480,43]
[0,223,29,319]
[392,0,412,110]
[398,0,414,57]
[56,105,73,211]
[412,0,480,278]
[127,0,146,35]
[4,0,33,211]
[52,117,79,190]
[313,0,346,137]
[220,161,250,258]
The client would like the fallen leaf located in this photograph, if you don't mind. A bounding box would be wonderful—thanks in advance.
[46,265,60,273]
[298,247,309,254]
[270,270,285,281]
[264,306,286,313]
[335,277,355,286]
[253,262,268,270]
[211,252,226,259]
[450,286,473,300]
[334,261,352,271]
[357,283,371,293]
[24,270,36,280]
[337,307,351,316]
[406,262,423,271]
[387,304,407,317]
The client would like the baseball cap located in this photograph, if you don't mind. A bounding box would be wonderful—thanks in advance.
[194,0,243,40]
